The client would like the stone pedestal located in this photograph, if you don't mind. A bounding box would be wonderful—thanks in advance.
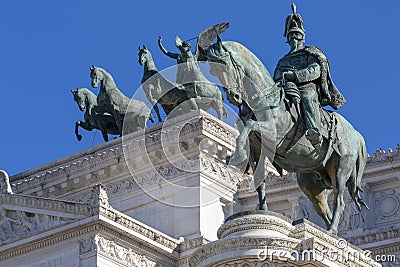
[189,211,382,267]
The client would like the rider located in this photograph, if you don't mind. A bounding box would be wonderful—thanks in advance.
[158,36,199,102]
[273,4,346,149]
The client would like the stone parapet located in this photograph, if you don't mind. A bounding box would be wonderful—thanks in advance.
[190,211,382,267]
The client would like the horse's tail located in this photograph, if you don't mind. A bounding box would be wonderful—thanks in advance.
[348,132,369,211]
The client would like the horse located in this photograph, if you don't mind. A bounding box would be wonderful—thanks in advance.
[138,45,189,123]
[177,48,227,120]
[71,88,119,142]
[205,36,368,233]
[89,66,154,135]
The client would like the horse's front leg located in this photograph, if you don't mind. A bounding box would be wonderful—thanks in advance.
[148,93,162,123]
[153,103,162,123]
[228,119,259,166]
[256,182,267,210]
[75,120,94,141]
[112,111,123,136]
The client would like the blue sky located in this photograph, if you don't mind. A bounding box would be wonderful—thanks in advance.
[0,1,399,175]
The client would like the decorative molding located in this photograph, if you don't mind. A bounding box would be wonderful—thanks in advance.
[346,227,400,246]
[178,236,209,252]
[217,213,293,239]
[0,170,13,195]
[83,184,111,208]
[94,235,159,267]
[367,145,400,166]
[0,223,99,261]
[98,206,179,250]
[200,155,242,189]
[0,194,94,216]
[374,189,400,225]
[189,237,299,267]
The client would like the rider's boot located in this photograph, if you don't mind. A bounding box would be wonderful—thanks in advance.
[305,128,322,149]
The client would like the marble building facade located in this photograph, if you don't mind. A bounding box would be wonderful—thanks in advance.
[0,110,398,266]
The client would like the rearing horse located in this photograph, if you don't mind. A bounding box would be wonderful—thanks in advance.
[90,66,154,135]
[206,37,368,233]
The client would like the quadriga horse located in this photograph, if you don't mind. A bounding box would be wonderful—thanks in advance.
[206,36,368,233]
[138,46,188,122]
[90,66,154,135]
[71,88,119,142]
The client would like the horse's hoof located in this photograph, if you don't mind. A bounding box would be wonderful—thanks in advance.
[327,228,338,235]
[77,135,82,141]
[259,204,267,210]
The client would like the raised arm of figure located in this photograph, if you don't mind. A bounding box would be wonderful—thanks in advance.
[158,36,179,59]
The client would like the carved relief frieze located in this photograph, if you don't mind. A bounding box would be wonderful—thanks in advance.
[79,235,96,254]
[374,189,400,225]
[94,235,160,267]
[200,155,242,188]
[178,236,209,252]
[0,206,76,244]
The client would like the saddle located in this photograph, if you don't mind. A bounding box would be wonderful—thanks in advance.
[281,98,340,158]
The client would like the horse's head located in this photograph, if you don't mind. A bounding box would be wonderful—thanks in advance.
[207,36,243,107]
[71,88,86,112]
[90,65,103,88]
[138,45,151,66]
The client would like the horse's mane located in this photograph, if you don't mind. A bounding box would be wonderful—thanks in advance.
[78,88,97,105]
[94,66,120,91]
[221,41,275,87]
[96,67,113,79]
[207,40,280,107]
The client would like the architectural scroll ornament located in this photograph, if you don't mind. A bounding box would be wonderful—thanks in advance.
[94,235,160,267]
[83,184,111,208]
[0,170,13,194]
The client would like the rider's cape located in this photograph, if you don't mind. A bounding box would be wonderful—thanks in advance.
[304,46,346,110]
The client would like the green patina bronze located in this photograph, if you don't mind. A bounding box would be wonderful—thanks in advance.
[69,12,368,235]
[89,66,154,135]
[203,5,368,233]
[138,45,189,123]
[158,35,227,120]
[72,88,119,142]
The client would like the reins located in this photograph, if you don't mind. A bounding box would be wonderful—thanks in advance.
[225,47,283,110]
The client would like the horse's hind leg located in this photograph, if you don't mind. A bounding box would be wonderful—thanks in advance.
[112,111,123,136]
[153,104,162,123]
[297,172,332,228]
[328,157,354,233]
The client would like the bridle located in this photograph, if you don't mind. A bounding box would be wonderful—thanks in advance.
[216,45,248,102]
